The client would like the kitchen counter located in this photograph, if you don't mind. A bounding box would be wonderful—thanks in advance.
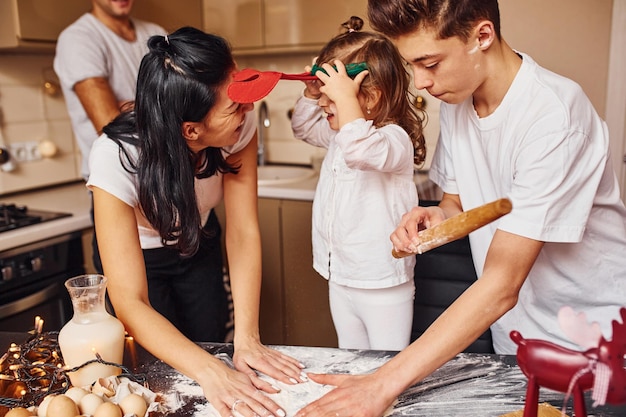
[258,172,320,201]
[0,181,93,252]
[1,333,624,416]
[134,344,626,417]
[257,169,441,201]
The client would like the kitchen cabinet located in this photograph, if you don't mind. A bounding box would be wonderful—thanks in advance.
[131,0,203,33]
[215,198,336,347]
[0,0,202,52]
[204,0,369,54]
[0,0,89,50]
[258,198,337,347]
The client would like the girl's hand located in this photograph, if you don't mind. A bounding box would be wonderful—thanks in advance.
[197,360,287,417]
[233,337,307,389]
[303,65,322,99]
[315,60,368,106]
[315,60,370,129]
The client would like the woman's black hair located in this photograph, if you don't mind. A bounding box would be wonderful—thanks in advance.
[103,26,237,257]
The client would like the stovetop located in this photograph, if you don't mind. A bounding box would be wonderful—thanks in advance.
[0,204,72,233]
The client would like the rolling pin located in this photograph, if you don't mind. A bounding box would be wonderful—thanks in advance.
[392,198,513,258]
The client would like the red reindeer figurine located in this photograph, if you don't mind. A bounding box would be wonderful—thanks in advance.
[511,307,626,417]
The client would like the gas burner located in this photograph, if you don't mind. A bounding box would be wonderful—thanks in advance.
[0,204,71,233]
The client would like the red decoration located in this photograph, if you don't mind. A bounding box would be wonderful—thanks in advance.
[511,307,626,417]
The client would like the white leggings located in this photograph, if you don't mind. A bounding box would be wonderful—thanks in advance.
[328,280,415,351]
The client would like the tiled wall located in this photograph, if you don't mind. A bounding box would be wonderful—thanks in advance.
[0,53,80,196]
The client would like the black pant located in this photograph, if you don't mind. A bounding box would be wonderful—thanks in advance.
[93,207,228,342]
[142,210,228,342]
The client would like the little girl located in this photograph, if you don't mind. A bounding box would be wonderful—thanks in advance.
[291,16,426,351]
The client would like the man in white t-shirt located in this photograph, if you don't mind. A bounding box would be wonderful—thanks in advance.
[54,0,165,273]
[54,0,165,181]
[290,1,626,416]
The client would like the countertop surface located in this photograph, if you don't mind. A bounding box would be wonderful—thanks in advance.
[257,171,438,201]
[1,333,624,417]
[124,343,626,417]
[0,181,93,252]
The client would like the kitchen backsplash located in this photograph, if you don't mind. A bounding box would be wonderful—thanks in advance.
[0,51,440,196]
[0,53,81,196]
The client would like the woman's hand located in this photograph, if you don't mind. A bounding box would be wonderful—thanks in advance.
[233,337,307,390]
[197,358,288,417]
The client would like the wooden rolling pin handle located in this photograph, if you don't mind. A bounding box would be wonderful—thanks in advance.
[392,198,512,259]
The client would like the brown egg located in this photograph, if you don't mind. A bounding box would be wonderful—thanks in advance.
[93,402,122,417]
[6,407,33,417]
[119,393,147,417]
[63,387,88,405]
[46,395,79,417]
[78,393,104,416]
[37,395,56,417]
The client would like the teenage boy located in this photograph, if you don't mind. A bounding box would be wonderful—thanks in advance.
[293,1,626,416]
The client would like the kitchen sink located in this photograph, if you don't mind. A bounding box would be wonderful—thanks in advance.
[257,165,315,186]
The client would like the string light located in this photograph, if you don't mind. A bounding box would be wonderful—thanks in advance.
[0,331,145,409]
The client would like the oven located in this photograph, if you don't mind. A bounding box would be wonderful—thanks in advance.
[0,204,84,332]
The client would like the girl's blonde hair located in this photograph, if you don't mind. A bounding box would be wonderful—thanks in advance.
[316,16,426,166]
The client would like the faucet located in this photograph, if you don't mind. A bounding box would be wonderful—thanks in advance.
[257,101,270,166]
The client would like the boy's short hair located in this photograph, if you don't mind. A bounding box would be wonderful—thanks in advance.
[367,0,501,41]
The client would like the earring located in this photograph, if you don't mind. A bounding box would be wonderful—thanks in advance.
[366,108,371,115]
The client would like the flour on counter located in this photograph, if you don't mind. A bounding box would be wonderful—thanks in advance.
[151,348,567,417]
[158,345,391,416]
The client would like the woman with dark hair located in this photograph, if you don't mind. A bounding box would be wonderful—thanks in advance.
[87,26,304,417]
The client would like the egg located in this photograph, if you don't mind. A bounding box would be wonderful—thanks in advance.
[78,393,104,416]
[46,395,79,417]
[6,407,33,417]
[37,395,56,417]
[63,387,88,405]
[91,379,115,398]
[119,393,147,417]
[93,402,122,417]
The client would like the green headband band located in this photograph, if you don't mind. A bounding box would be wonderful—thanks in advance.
[310,62,368,78]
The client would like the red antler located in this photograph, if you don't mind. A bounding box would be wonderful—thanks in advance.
[610,307,626,347]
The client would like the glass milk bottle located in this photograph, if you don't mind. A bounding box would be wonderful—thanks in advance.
[58,274,125,387]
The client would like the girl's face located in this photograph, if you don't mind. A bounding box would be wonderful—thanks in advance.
[317,92,370,131]
[189,72,254,152]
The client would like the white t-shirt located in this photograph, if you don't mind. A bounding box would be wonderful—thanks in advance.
[86,111,256,249]
[54,13,166,179]
[429,52,626,353]
[291,96,418,289]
